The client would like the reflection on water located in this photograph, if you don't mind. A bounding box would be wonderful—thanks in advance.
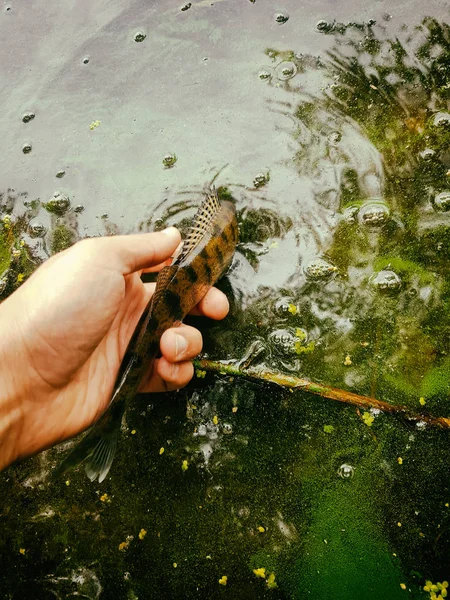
[1,3,450,599]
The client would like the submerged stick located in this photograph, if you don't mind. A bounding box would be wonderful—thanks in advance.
[193,359,450,430]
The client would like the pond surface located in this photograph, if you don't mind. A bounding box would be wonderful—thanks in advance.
[1,0,450,598]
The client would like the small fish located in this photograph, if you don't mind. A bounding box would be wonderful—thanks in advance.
[55,188,238,482]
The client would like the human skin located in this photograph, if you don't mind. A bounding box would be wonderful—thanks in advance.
[0,227,229,470]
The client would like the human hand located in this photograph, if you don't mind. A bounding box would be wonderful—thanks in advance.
[0,228,229,469]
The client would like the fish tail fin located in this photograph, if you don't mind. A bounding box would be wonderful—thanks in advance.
[54,403,124,483]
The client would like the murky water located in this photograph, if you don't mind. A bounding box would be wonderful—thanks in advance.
[1,1,450,598]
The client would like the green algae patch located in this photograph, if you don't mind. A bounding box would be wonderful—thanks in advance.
[50,223,76,254]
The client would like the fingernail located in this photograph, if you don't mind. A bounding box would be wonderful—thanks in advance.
[162,226,179,238]
[175,333,188,359]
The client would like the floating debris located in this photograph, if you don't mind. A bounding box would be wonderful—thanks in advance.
[274,12,289,24]
[218,575,227,586]
[181,2,191,10]
[89,120,101,130]
[22,112,35,124]
[138,529,147,540]
[275,61,297,81]
[22,143,32,154]
[337,463,354,479]
[162,153,177,168]
[253,171,270,188]
[371,269,402,294]
[134,31,147,42]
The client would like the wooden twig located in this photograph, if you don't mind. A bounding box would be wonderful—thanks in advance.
[193,359,450,430]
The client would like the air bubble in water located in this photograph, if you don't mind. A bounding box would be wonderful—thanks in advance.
[274,11,289,24]
[275,61,297,81]
[28,222,47,238]
[419,148,436,161]
[253,171,270,188]
[258,68,273,82]
[268,328,297,355]
[338,463,354,479]
[22,143,32,154]
[304,257,338,281]
[371,269,402,294]
[316,20,334,33]
[433,191,450,211]
[22,112,35,124]
[433,112,450,128]
[82,57,90,65]
[163,153,177,168]
[358,200,390,228]
[44,191,71,215]
[134,31,147,42]
[55,170,66,179]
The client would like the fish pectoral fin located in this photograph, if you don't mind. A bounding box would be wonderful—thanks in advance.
[54,405,123,483]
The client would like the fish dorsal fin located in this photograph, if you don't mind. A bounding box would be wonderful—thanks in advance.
[174,188,221,264]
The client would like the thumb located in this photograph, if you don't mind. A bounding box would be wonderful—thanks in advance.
[84,227,182,275]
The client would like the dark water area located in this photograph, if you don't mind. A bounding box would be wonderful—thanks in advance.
[1,0,450,598]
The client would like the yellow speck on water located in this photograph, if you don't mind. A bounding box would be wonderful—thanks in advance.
[16,273,24,283]
[267,573,277,589]
[89,120,101,130]
[138,529,147,540]
[253,568,266,579]
[118,541,129,551]
[196,369,206,378]
[420,397,426,406]
[100,493,110,503]
[445,503,449,508]
[257,526,265,533]
[131,429,136,435]
[362,412,374,427]
[159,447,165,455]
[400,583,406,590]
[397,522,402,527]
[397,457,403,465]
[173,563,177,568]
[65,480,70,486]
[287,303,297,315]
[343,354,352,366]
[182,460,188,471]
[219,575,228,586]
[232,406,238,413]
[19,548,25,555]
[213,415,219,425]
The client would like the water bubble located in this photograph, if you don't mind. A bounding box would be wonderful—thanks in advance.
[55,170,66,179]
[274,11,289,24]
[258,68,273,82]
[74,204,85,213]
[134,31,147,42]
[82,57,90,65]
[275,61,297,81]
[268,328,297,355]
[253,171,270,188]
[28,222,47,238]
[221,423,233,435]
[22,112,35,124]
[304,257,338,282]
[371,269,402,294]
[163,153,177,168]
[316,19,334,33]
[337,463,354,479]
[433,191,450,211]
[273,297,298,318]
[433,112,450,128]
[328,131,342,144]
[419,148,436,161]
[343,205,360,224]
[181,2,191,10]
[22,143,32,154]
[44,191,71,215]
[358,200,390,228]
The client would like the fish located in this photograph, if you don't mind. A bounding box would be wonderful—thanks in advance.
[55,188,238,482]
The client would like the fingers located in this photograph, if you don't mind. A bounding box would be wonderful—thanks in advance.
[143,283,229,320]
[160,324,203,362]
[140,357,194,393]
[77,227,181,275]
[190,287,229,320]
